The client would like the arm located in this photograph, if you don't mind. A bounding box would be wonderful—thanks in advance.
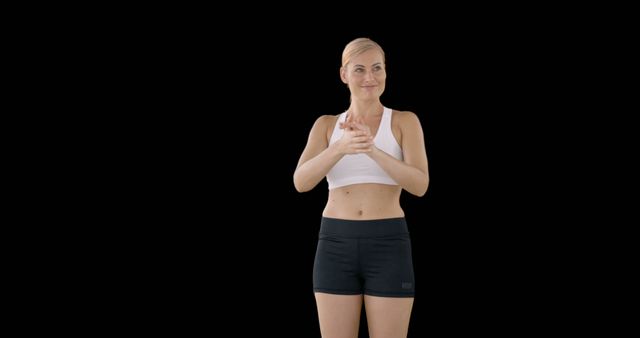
[368,111,429,197]
[293,115,373,192]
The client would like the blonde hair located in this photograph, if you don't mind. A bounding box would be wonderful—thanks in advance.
[341,37,385,67]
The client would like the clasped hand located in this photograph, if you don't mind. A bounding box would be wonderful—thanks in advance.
[338,117,374,154]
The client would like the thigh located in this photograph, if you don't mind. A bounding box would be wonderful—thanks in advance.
[313,234,361,294]
[361,235,415,297]
[364,295,414,338]
[315,293,363,338]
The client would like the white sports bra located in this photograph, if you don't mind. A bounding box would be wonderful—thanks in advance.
[326,107,403,190]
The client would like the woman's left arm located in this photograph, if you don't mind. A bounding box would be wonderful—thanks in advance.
[368,111,429,197]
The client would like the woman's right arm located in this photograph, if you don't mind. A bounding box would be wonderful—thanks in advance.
[293,115,342,192]
[294,115,374,192]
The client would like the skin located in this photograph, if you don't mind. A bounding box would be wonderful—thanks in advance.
[293,47,429,338]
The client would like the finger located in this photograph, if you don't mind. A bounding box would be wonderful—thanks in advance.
[353,136,372,143]
[352,123,370,133]
[349,129,371,136]
[342,121,356,128]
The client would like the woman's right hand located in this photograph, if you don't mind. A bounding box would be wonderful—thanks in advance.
[337,118,374,154]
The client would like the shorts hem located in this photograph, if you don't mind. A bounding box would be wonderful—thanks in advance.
[364,289,415,298]
[313,288,362,295]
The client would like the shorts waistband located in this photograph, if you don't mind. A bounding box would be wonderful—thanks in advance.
[319,217,408,238]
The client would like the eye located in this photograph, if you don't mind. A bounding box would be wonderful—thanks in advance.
[354,68,364,73]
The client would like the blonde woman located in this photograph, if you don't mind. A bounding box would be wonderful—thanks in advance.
[293,37,429,338]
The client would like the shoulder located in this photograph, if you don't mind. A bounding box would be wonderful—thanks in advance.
[311,113,341,130]
[308,114,342,142]
[316,114,340,124]
[391,110,421,128]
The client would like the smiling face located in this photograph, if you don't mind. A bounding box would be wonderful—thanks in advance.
[340,48,386,102]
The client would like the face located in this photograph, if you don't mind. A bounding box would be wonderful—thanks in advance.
[341,49,386,101]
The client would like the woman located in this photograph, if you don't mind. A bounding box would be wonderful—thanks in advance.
[293,37,429,338]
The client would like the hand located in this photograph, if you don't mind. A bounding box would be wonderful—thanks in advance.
[339,115,370,134]
[338,116,373,154]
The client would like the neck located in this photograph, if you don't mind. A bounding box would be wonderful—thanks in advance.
[347,100,383,119]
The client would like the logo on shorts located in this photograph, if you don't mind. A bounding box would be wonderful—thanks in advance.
[401,282,412,289]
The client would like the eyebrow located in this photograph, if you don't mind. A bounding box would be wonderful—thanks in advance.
[354,62,383,68]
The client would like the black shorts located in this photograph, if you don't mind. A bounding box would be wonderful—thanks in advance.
[313,217,415,297]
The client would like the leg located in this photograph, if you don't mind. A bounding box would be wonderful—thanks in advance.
[364,295,414,338]
[315,292,363,338]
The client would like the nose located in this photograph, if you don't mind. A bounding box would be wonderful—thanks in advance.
[363,70,375,83]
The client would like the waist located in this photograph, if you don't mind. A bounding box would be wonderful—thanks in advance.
[323,184,403,219]
[319,217,409,237]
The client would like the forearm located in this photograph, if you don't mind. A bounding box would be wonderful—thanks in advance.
[368,147,429,197]
[293,144,343,192]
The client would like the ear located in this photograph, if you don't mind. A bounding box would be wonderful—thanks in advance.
[340,67,348,84]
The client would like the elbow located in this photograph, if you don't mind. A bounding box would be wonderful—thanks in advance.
[410,177,429,197]
[295,184,313,193]
[412,186,427,197]
[293,174,312,193]
[413,189,426,197]
[419,178,429,197]
[420,177,430,196]
[294,182,310,193]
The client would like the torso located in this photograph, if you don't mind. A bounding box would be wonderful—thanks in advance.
[322,110,405,220]
[323,184,404,220]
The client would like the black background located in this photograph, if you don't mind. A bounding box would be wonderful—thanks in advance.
[102,11,606,336]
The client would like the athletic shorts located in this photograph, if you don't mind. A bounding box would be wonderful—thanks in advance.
[313,217,415,297]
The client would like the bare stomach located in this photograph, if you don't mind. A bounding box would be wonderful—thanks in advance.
[322,184,404,220]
